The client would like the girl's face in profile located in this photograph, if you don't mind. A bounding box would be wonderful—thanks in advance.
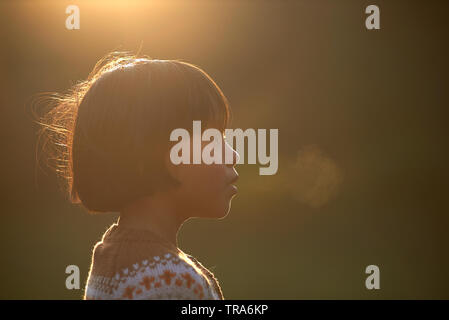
[169,137,239,219]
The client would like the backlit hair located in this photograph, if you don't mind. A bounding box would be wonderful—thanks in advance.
[36,52,230,213]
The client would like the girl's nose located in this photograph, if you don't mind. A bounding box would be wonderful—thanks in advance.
[232,149,240,166]
[224,141,240,167]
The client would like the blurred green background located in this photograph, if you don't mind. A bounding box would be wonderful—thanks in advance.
[1,0,448,299]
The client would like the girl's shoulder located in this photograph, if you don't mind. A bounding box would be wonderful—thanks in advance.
[84,224,223,300]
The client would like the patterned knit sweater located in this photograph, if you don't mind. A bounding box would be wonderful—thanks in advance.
[84,223,224,300]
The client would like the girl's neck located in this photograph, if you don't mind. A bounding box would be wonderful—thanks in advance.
[118,194,183,248]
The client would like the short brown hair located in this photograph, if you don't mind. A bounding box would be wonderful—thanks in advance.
[37,52,230,213]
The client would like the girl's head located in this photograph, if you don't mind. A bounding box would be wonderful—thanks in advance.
[39,52,238,218]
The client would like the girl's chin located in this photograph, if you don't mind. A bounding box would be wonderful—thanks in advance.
[207,204,232,219]
[193,196,235,219]
[219,200,234,219]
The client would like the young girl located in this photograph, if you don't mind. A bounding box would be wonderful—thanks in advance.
[39,52,239,300]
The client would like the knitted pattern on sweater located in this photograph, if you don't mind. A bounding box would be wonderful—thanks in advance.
[84,223,224,300]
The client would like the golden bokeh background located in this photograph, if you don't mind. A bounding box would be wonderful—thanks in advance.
[1,0,448,299]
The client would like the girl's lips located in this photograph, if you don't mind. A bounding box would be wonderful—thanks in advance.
[226,172,239,195]
[228,184,238,195]
[228,173,239,185]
